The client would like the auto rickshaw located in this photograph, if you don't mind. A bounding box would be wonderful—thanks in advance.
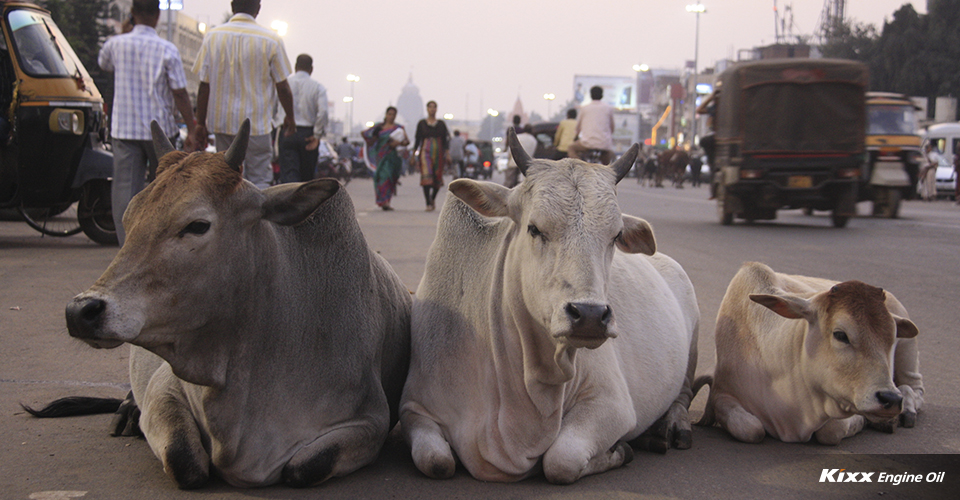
[712,59,868,228]
[862,92,923,218]
[0,1,115,245]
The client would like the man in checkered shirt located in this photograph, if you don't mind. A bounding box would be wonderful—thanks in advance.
[98,0,197,245]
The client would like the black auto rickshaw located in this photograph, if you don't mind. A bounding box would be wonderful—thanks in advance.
[712,59,868,228]
[0,1,115,245]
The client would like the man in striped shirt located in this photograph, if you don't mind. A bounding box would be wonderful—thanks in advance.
[98,0,197,245]
[192,0,296,189]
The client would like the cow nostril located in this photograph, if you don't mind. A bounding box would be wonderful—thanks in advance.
[565,303,582,322]
[80,299,106,323]
[601,306,613,325]
[875,391,903,410]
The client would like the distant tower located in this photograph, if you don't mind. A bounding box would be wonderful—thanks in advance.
[816,0,846,43]
[396,74,424,128]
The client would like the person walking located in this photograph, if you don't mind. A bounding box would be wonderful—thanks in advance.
[414,101,449,211]
[98,0,197,246]
[553,108,577,159]
[448,130,465,179]
[276,54,328,183]
[504,123,538,188]
[362,107,408,210]
[921,142,940,202]
[567,86,615,165]
[191,0,296,189]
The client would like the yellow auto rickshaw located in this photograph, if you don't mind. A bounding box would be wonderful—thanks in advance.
[0,1,115,244]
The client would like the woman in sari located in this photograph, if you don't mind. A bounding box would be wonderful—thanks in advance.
[414,101,450,211]
[362,106,408,210]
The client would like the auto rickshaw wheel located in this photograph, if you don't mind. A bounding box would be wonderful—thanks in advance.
[77,180,118,246]
[18,204,83,237]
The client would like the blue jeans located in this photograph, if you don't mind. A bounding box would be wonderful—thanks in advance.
[278,126,318,183]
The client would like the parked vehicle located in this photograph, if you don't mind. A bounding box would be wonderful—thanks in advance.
[0,2,115,244]
[861,92,923,217]
[922,122,960,199]
[711,59,868,227]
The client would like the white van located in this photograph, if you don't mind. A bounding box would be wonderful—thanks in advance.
[922,122,960,198]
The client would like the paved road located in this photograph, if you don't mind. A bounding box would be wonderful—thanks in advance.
[2,172,958,499]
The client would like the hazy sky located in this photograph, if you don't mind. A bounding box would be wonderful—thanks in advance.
[178,0,925,126]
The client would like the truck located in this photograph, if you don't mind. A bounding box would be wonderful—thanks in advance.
[712,59,868,227]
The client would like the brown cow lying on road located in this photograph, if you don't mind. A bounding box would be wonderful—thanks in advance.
[696,262,923,445]
[33,120,412,489]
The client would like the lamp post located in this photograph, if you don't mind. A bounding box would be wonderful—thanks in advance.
[633,64,650,146]
[686,3,705,146]
[347,74,360,135]
[159,0,183,42]
[270,20,288,37]
[543,93,555,120]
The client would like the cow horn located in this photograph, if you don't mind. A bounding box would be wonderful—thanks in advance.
[150,120,175,159]
[224,119,251,173]
[507,127,532,176]
[610,143,640,184]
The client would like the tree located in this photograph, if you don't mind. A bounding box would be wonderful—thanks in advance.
[37,0,115,105]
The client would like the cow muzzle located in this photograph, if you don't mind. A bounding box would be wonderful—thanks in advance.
[66,296,124,349]
[559,302,614,348]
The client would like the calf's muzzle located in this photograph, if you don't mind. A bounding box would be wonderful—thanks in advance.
[564,302,613,339]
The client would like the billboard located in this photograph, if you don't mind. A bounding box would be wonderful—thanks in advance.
[574,75,637,111]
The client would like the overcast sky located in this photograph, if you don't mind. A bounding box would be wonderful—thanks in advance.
[178,0,925,126]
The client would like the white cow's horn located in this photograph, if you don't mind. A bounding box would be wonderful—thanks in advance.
[507,127,532,176]
[224,119,251,173]
[150,120,175,159]
[610,143,640,184]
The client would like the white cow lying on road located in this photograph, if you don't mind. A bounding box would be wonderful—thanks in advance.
[696,262,923,445]
[400,129,700,484]
[59,121,412,488]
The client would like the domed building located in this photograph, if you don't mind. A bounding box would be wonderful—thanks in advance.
[396,74,424,128]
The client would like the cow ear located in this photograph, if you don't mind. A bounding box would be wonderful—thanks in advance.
[449,178,510,218]
[893,314,918,339]
[749,293,811,320]
[617,215,656,255]
[262,179,341,226]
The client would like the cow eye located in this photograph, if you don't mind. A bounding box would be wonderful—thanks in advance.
[179,220,211,237]
[833,330,850,344]
[615,230,623,243]
[528,224,543,239]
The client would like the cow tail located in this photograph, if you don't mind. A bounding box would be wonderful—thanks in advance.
[21,397,123,418]
[692,375,716,427]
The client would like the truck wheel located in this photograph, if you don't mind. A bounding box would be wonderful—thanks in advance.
[77,180,118,246]
[831,212,849,228]
[717,185,734,225]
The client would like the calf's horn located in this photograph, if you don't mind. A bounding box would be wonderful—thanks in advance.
[224,119,251,173]
[507,127,532,177]
[150,120,175,159]
[610,143,640,184]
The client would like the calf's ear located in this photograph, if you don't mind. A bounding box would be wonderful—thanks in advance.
[262,179,341,226]
[749,293,812,320]
[893,314,918,339]
[449,178,510,218]
[617,215,656,255]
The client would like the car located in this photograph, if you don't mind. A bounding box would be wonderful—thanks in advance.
[935,158,956,199]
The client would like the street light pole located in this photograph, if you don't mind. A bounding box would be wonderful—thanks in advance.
[686,3,705,146]
[543,93,555,120]
[633,64,649,146]
[347,74,360,136]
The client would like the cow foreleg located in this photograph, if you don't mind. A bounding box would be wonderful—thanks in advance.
[402,412,456,479]
[542,405,634,484]
[714,393,765,444]
[815,415,865,445]
[282,415,388,487]
[139,380,209,489]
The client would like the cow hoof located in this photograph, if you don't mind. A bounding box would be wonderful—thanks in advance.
[110,391,141,437]
[900,411,917,428]
[673,429,693,450]
[611,440,634,466]
[283,445,340,488]
[867,418,897,434]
